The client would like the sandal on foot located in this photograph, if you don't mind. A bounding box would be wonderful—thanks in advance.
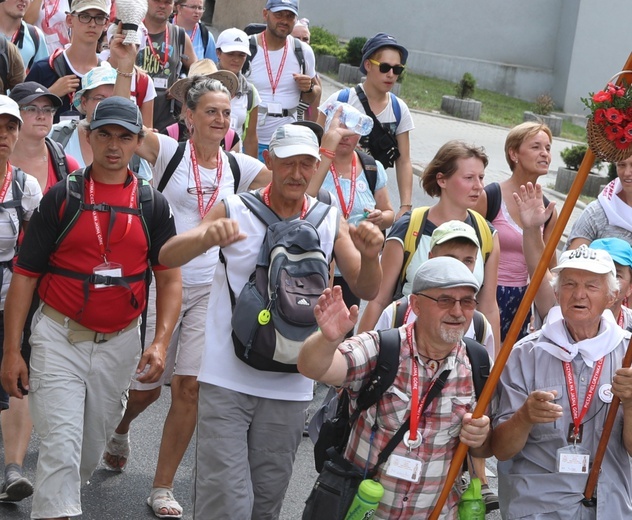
[147,487,183,519]
[102,432,130,471]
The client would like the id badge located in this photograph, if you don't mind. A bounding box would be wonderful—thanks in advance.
[230,115,239,130]
[267,102,283,116]
[385,454,422,483]
[93,262,123,289]
[60,111,81,122]
[556,445,590,474]
[154,77,168,90]
[45,32,61,48]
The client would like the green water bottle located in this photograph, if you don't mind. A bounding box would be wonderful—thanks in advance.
[458,477,486,520]
[344,479,384,520]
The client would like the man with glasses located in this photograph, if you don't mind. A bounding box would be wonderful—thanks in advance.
[172,0,216,62]
[318,33,415,220]
[25,0,109,123]
[0,96,181,519]
[299,256,493,518]
[137,0,196,132]
[248,0,320,160]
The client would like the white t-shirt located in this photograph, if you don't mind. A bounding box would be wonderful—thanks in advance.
[198,193,339,401]
[249,35,316,144]
[375,295,495,358]
[319,86,415,136]
[0,171,42,308]
[152,134,264,286]
[231,79,261,140]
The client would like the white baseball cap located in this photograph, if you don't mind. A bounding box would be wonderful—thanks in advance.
[269,124,320,160]
[430,220,480,250]
[0,96,23,124]
[216,28,251,55]
[552,245,617,277]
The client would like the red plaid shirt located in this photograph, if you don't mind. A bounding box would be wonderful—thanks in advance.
[339,327,478,519]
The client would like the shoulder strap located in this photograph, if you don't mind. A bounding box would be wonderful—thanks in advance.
[55,169,86,248]
[137,179,154,248]
[223,128,236,151]
[11,167,26,228]
[247,85,254,111]
[238,191,280,227]
[337,88,351,103]
[49,48,68,78]
[316,188,332,205]
[464,337,490,400]
[199,22,209,51]
[157,141,186,192]
[225,151,241,194]
[293,37,305,74]
[466,209,493,263]
[178,25,186,54]
[26,24,40,69]
[391,296,409,328]
[399,207,429,287]
[303,199,333,230]
[128,154,141,174]
[389,93,401,126]
[356,150,377,194]
[50,120,78,148]
[484,182,502,222]
[249,34,257,61]
[472,310,486,344]
[45,136,70,180]
[0,38,8,90]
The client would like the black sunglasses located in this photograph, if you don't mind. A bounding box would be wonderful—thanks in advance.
[368,59,405,75]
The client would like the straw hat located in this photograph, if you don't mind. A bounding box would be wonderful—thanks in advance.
[168,59,239,104]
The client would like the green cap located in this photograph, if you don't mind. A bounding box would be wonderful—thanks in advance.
[461,477,483,500]
[430,220,480,251]
[358,479,385,503]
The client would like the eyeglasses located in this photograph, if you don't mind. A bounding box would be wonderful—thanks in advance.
[71,13,109,25]
[187,186,217,195]
[416,293,478,310]
[20,105,57,115]
[180,4,204,10]
[368,59,405,75]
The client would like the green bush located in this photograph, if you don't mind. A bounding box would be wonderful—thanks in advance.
[608,162,618,182]
[455,73,476,99]
[345,36,367,67]
[533,93,555,115]
[311,43,346,60]
[560,144,602,171]
[310,26,340,48]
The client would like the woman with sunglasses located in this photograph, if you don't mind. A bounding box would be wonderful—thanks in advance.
[318,33,415,219]
[172,0,217,61]
[358,140,501,349]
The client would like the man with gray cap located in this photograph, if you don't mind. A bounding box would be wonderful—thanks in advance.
[298,256,493,518]
[158,122,383,519]
[492,245,632,519]
[0,96,181,519]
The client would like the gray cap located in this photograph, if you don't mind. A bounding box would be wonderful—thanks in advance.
[411,256,480,294]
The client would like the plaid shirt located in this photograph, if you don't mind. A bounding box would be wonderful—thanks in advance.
[339,326,478,519]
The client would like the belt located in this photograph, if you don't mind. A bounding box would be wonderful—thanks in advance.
[41,304,138,344]
[259,106,297,118]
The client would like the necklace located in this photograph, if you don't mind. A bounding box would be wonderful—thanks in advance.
[416,352,450,373]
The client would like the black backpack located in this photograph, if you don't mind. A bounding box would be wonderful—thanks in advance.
[13,22,41,70]
[0,38,9,93]
[242,33,305,75]
[45,136,71,181]
[0,166,27,249]
[313,329,490,472]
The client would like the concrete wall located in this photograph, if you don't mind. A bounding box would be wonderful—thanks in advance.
[211,0,265,31]
[299,0,632,114]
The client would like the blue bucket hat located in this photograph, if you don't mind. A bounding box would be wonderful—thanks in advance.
[590,238,632,267]
[360,33,409,74]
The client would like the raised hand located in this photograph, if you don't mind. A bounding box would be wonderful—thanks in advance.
[514,182,556,230]
[314,286,359,342]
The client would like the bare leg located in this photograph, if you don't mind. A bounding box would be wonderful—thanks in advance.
[1,396,33,466]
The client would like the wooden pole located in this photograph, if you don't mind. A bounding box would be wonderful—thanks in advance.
[428,51,632,520]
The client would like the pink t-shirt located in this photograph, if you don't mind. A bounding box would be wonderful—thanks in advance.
[494,202,528,287]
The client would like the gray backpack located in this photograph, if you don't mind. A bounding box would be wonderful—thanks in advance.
[221,191,333,373]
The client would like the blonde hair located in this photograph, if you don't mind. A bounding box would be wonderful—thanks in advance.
[505,122,552,171]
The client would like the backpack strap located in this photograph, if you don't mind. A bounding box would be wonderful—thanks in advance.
[336,88,351,103]
[26,24,41,69]
[49,120,79,148]
[45,136,70,181]
[0,167,27,240]
[390,92,401,127]
[463,337,490,400]
[293,37,305,74]
[466,209,493,263]
[48,48,68,78]
[223,128,236,151]
[390,296,409,328]
[356,150,378,195]
[225,151,241,194]
[484,182,502,222]
[0,39,8,92]
[128,154,141,175]
[199,22,209,53]
[396,206,429,297]
[157,141,186,192]
[472,310,486,345]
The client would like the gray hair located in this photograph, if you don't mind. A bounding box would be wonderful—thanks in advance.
[185,77,231,112]
[550,271,619,299]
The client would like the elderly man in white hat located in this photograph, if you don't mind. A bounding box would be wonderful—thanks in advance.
[158,123,384,519]
[492,244,632,519]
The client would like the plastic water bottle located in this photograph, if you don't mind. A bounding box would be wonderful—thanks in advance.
[458,477,486,520]
[325,101,374,136]
[344,479,384,520]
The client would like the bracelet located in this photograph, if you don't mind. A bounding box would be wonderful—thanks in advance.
[319,147,336,159]
[116,69,134,78]
[400,204,412,208]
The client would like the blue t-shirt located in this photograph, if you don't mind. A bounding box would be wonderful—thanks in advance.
[189,23,217,62]
[3,22,49,71]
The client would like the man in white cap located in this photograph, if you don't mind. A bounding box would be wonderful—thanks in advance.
[492,245,632,519]
[298,256,493,518]
[158,123,384,519]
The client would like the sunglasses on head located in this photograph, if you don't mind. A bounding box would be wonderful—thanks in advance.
[368,59,405,75]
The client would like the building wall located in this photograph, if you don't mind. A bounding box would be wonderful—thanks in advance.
[211,0,265,31]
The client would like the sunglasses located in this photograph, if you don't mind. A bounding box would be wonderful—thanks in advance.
[368,59,405,75]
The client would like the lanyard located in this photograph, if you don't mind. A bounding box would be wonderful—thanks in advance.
[42,0,62,31]
[618,309,624,328]
[261,183,308,219]
[146,27,170,68]
[562,356,604,439]
[329,154,357,219]
[89,174,138,262]
[407,322,442,443]
[261,32,288,97]
[0,164,13,203]
[190,23,198,42]
[189,139,222,219]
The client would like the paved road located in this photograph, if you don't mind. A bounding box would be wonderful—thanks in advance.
[0,75,593,520]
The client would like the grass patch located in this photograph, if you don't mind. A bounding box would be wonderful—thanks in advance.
[332,70,587,142]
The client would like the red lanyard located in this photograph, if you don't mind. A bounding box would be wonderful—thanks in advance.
[89,174,138,261]
[0,165,13,203]
[42,0,62,31]
[261,183,308,219]
[330,154,357,219]
[146,27,170,68]
[407,322,443,443]
[563,357,604,439]
[261,32,288,96]
[191,23,198,42]
[189,139,222,219]
[618,309,624,328]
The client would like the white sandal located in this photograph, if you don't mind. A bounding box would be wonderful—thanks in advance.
[102,432,130,471]
[147,487,183,519]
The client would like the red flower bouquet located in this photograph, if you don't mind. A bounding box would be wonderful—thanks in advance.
[583,75,632,161]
